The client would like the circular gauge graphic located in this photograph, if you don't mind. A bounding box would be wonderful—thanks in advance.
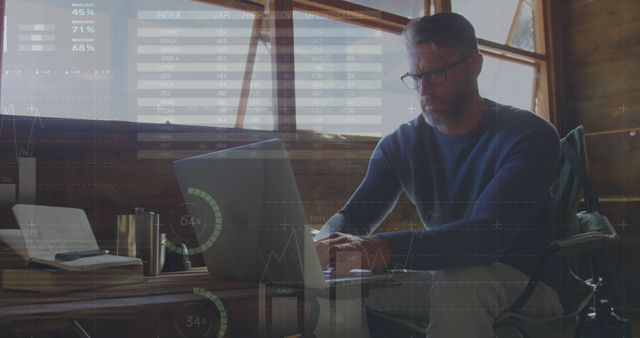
[166,187,222,256]
[173,288,228,338]
[167,201,209,244]
[174,301,219,338]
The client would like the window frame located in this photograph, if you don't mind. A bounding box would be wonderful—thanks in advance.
[0,0,566,134]
[196,0,566,133]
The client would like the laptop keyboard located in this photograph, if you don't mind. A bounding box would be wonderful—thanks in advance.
[323,267,373,279]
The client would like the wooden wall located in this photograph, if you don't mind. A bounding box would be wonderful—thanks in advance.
[565,0,640,307]
[0,115,418,267]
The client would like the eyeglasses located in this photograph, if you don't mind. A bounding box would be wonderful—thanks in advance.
[400,53,475,89]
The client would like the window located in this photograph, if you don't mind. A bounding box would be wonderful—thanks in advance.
[0,0,558,133]
[1,0,112,121]
[1,0,257,127]
[452,0,537,52]
[451,0,544,112]
[244,39,274,130]
[285,0,553,133]
[345,0,424,19]
[292,12,415,136]
[479,56,535,111]
[133,3,255,128]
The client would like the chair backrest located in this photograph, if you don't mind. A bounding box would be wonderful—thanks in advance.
[550,126,624,309]
[550,125,589,239]
[547,126,597,312]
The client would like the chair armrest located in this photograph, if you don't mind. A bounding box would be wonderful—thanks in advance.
[576,211,618,237]
[549,232,614,256]
[509,231,612,311]
[509,211,617,312]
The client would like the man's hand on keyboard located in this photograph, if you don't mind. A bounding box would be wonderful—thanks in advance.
[314,232,393,277]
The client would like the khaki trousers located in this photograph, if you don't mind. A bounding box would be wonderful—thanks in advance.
[364,262,563,338]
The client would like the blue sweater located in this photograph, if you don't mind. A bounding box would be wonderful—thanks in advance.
[321,99,563,286]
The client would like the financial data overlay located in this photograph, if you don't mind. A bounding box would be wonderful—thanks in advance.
[1,0,415,136]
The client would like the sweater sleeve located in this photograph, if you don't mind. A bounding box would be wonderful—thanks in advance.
[377,126,560,270]
[315,138,403,240]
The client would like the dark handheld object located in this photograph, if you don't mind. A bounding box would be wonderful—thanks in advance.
[162,244,191,272]
[54,249,110,261]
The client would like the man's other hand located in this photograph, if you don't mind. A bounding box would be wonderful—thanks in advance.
[314,232,393,277]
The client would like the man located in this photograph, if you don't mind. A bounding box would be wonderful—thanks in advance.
[314,13,564,337]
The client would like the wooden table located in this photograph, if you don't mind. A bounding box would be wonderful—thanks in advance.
[0,267,313,338]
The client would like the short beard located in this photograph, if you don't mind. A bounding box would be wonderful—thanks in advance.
[420,99,467,130]
[419,80,475,130]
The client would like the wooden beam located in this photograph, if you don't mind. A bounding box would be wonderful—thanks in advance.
[434,0,451,13]
[424,0,432,16]
[0,0,5,109]
[193,0,262,12]
[293,0,407,34]
[531,0,549,122]
[478,38,547,63]
[531,62,541,114]
[536,63,551,121]
[585,127,640,138]
[533,0,549,120]
[479,48,536,67]
[533,0,547,54]
[235,14,264,129]
[506,0,524,46]
[540,0,570,135]
[269,0,297,131]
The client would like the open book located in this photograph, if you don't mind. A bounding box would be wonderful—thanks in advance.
[0,204,142,272]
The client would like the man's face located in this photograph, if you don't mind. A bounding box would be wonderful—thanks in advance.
[407,43,480,129]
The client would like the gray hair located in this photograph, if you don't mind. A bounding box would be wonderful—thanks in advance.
[402,12,479,56]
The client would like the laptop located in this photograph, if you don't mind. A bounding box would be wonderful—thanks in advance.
[173,138,403,289]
